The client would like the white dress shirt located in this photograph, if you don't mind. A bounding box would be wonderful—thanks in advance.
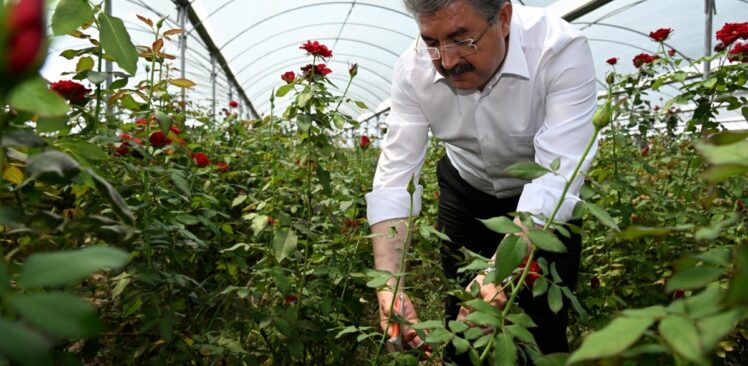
[366,4,598,226]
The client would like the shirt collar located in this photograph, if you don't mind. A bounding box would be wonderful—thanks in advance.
[432,16,529,84]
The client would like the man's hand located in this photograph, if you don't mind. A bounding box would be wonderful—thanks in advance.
[377,291,431,354]
[457,274,507,329]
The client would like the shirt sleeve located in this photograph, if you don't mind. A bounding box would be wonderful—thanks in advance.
[516,36,598,224]
[365,55,430,226]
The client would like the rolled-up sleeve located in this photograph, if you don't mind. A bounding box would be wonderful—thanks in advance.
[365,56,430,226]
[517,36,598,224]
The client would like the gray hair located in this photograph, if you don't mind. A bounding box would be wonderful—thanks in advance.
[403,0,507,22]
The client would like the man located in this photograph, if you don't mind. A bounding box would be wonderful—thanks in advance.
[366,0,597,363]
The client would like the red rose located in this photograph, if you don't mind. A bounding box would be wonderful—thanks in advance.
[281,71,295,84]
[606,57,618,66]
[284,294,298,304]
[267,217,278,225]
[654,105,660,112]
[716,22,748,46]
[214,161,229,172]
[50,80,91,104]
[300,63,333,78]
[169,125,181,134]
[135,118,147,125]
[728,42,748,63]
[149,131,171,148]
[114,144,130,157]
[359,135,371,149]
[517,256,542,286]
[648,27,673,42]
[632,53,658,68]
[672,289,685,299]
[714,42,727,52]
[228,100,239,108]
[667,48,676,57]
[299,40,333,58]
[5,0,46,76]
[641,145,650,156]
[192,152,210,167]
[590,276,600,289]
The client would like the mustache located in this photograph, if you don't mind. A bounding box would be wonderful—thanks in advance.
[440,62,474,76]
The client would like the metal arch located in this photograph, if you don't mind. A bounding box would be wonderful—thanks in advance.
[235,37,400,80]
[227,22,413,64]
[575,22,694,63]
[241,53,394,87]
[587,38,655,53]
[216,1,413,50]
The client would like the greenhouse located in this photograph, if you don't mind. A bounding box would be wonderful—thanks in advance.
[0,0,746,364]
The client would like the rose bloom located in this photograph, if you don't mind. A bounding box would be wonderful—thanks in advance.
[632,53,658,68]
[169,125,181,134]
[518,256,542,286]
[214,161,229,172]
[728,42,748,63]
[228,100,239,108]
[6,0,45,75]
[192,152,210,167]
[716,22,748,46]
[606,57,618,66]
[648,27,673,42]
[281,71,295,84]
[359,135,371,149]
[667,48,676,57]
[300,63,333,77]
[149,131,171,148]
[299,40,333,58]
[50,80,91,104]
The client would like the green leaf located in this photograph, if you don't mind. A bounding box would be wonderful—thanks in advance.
[493,333,517,366]
[550,157,561,172]
[448,320,469,333]
[532,276,549,297]
[169,78,196,88]
[155,110,173,136]
[464,327,484,340]
[659,315,706,365]
[709,130,748,145]
[9,292,102,339]
[0,318,52,366]
[316,165,332,196]
[424,328,453,344]
[410,320,444,330]
[702,164,748,182]
[51,0,93,35]
[666,267,724,292]
[527,230,567,253]
[535,353,569,366]
[275,84,294,97]
[58,141,108,162]
[76,56,95,73]
[19,246,129,288]
[567,316,654,364]
[726,245,748,306]
[568,317,654,365]
[494,235,525,283]
[691,247,732,266]
[464,312,500,327]
[480,216,522,234]
[296,91,312,108]
[506,313,537,328]
[231,194,247,208]
[36,115,69,133]
[420,224,452,242]
[506,324,536,344]
[695,139,748,167]
[617,225,672,240]
[464,299,502,318]
[561,286,588,319]
[87,169,135,225]
[86,71,108,85]
[354,100,368,109]
[272,270,291,295]
[26,149,81,184]
[504,161,550,180]
[8,77,70,117]
[547,284,563,314]
[0,262,8,296]
[272,230,298,263]
[1,130,45,148]
[170,171,191,198]
[452,336,470,355]
[98,12,138,75]
[697,308,748,350]
[622,305,667,319]
[583,202,619,231]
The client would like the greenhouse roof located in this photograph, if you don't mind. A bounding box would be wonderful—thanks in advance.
[42,0,748,124]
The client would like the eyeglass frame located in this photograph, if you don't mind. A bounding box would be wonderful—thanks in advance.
[416,19,496,61]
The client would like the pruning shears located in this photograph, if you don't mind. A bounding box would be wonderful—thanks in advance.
[385,292,405,352]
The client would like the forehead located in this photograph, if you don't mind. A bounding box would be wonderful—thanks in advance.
[416,1,484,38]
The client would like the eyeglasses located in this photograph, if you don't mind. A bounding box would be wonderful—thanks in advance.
[417,21,493,60]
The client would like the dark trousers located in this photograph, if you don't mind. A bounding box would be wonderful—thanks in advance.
[435,156,582,365]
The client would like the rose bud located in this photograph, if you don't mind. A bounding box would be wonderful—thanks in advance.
[3,0,46,79]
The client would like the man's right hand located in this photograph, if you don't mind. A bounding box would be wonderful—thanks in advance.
[377,290,429,352]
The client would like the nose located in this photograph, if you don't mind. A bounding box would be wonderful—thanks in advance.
[440,50,460,70]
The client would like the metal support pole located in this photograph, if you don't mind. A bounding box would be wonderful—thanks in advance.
[178,3,188,108]
[104,0,113,116]
[704,0,715,79]
[211,55,217,122]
